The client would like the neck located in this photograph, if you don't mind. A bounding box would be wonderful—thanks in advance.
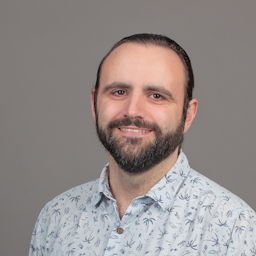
[107,148,179,219]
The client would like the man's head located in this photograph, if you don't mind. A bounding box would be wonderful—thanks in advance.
[91,34,197,174]
[94,34,194,123]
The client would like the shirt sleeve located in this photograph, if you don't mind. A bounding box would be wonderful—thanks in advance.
[227,209,256,255]
[28,204,49,256]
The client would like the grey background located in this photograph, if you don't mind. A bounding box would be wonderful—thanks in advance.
[1,1,256,255]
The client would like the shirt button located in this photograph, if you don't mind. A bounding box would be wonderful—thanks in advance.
[117,228,124,234]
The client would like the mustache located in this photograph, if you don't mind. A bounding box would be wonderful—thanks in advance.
[108,117,161,132]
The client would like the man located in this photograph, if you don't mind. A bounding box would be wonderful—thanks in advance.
[29,34,256,255]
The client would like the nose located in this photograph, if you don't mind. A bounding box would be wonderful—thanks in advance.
[123,93,146,119]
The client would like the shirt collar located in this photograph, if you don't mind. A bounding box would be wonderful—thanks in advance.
[93,163,113,206]
[145,150,191,210]
[94,151,191,210]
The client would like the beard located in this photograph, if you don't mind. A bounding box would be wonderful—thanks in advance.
[96,116,184,175]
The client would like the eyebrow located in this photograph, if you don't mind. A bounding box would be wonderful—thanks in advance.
[102,82,133,94]
[143,85,175,101]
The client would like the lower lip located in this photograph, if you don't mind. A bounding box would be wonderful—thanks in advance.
[116,127,152,136]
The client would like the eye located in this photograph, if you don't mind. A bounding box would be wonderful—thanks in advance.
[150,93,163,100]
[113,90,126,96]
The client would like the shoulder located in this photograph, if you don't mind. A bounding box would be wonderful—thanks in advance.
[29,179,101,252]
[177,168,256,253]
[183,168,255,215]
[38,178,100,219]
[53,178,99,202]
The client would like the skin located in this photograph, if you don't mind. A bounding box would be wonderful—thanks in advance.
[91,43,198,219]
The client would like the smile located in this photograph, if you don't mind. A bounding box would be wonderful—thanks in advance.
[119,128,151,133]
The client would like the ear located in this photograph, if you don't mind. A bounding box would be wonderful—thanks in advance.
[183,99,198,134]
[91,88,96,123]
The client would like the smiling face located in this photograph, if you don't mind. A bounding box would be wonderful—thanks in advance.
[91,43,196,174]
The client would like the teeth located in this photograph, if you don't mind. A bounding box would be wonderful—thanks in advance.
[120,128,149,133]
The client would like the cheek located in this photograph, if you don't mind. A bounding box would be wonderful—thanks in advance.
[149,108,170,129]
[97,100,122,124]
[149,107,182,132]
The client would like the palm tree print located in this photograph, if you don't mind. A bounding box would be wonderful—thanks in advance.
[29,245,36,253]
[66,248,76,256]
[52,208,61,216]
[94,238,101,247]
[136,242,143,252]
[64,207,70,214]
[185,219,195,230]
[216,219,228,227]
[251,246,256,256]
[190,177,201,185]
[186,237,197,250]
[158,227,168,239]
[178,192,190,201]
[100,213,109,228]
[226,210,233,217]
[211,233,220,247]
[165,173,177,183]
[83,233,94,244]
[52,209,61,222]
[70,195,81,204]
[104,246,115,252]
[178,240,186,248]
[239,211,247,221]
[235,225,245,234]
[143,217,156,232]
[155,246,164,252]
[223,239,230,248]
[153,195,163,204]
[202,203,214,212]
[124,239,135,248]
[47,231,55,238]
[197,215,204,223]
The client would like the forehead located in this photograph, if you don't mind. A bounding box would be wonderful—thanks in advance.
[100,43,186,95]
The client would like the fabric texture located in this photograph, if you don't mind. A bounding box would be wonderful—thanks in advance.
[29,152,256,255]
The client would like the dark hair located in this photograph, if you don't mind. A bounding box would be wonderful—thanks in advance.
[94,33,194,121]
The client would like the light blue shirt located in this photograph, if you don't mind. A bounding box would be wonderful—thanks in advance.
[29,152,256,255]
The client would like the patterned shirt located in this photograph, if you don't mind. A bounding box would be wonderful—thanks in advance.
[29,151,256,255]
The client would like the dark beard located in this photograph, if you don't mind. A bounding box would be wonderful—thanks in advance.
[96,117,184,175]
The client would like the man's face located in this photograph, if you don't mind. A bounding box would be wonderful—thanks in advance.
[92,43,188,174]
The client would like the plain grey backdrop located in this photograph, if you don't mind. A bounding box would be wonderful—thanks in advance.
[1,1,256,255]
